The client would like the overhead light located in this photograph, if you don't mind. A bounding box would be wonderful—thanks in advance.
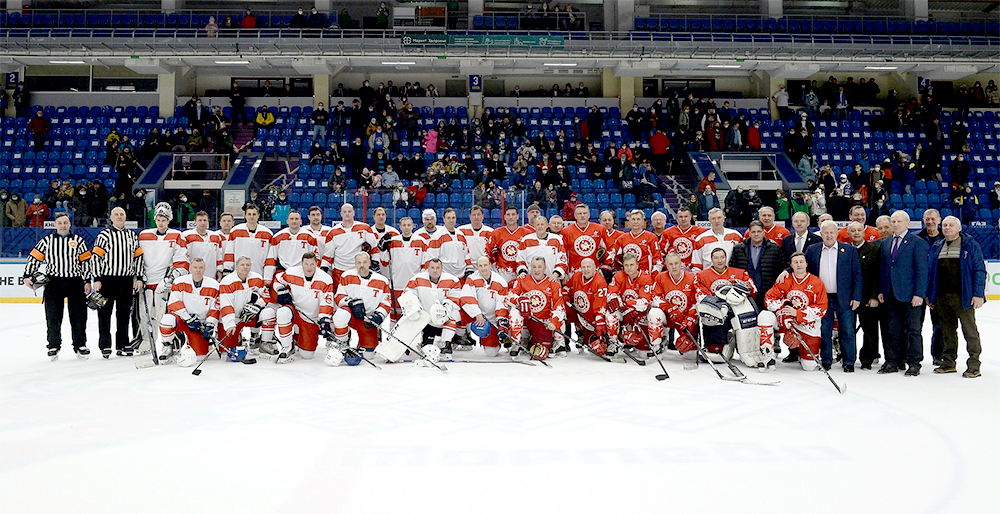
[543,63,577,67]
[49,60,85,64]
[864,65,898,70]
[707,64,741,69]
[215,60,250,65]
[382,61,416,65]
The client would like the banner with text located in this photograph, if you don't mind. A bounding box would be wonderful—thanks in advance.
[401,34,564,47]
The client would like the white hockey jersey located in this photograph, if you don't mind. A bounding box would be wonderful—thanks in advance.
[381,233,428,291]
[406,271,463,312]
[322,221,379,272]
[181,229,225,278]
[274,265,335,322]
[224,223,274,277]
[218,271,270,332]
[691,228,743,271]
[423,227,472,278]
[334,269,392,319]
[306,224,333,259]
[458,224,494,264]
[139,228,189,286]
[516,232,568,277]
[460,272,509,321]
[166,274,220,325]
[266,227,320,281]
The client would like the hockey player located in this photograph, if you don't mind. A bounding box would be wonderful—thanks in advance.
[516,214,568,281]
[691,208,742,271]
[611,210,663,275]
[837,205,881,243]
[266,211,320,282]
[759,252,828,371]
[696,247,757,301]
[182,210,225,280]
[223,204,274,280]
[270,252,335,363]
[425,208,472,278]
[598,210,624,280]
[648,253,699,354]
[329,252,391,364]
[521,204,543,231]
[381,216,427,316]
[662,206,706,271]
[509,256,567,359]
[607,253,656,357]
[322,203,379,286]
[695,248,758,361]
[371,206,400,249]
[218,212,235,241]
[154,258,220,366]
[458,205,493,264]
[744,206,791,244]
[489,206,530,283]
[405,258,463,359]
[138,202,189,353]
[217,256,276,354]
[563,257,611,356]
[306,205,333,257]
[561,203,610,279]
[456,256,510,355]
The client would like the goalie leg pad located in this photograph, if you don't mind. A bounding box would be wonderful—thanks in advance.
[376,309,430,362]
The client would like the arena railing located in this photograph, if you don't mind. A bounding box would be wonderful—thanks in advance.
[638,12,999,36]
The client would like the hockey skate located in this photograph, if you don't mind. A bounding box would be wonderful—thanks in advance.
[75,346,90,360]
[47,347,59,361]
[453,334,474,352]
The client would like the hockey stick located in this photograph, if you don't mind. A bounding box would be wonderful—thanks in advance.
[134,291,159,369]
[345,346,382,370]
[793,337,847,394]
[687,327,745,382]
[714,333,781,386]
[637,330,669,380]
[366,315,448,372]
[503,327,553,367]
[191,333,225,376]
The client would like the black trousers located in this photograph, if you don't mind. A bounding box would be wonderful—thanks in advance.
[43,276,88,350]
[97,276,134,352]
[884,297,924,369]
[857,304,883,365]
[921,304,943,361]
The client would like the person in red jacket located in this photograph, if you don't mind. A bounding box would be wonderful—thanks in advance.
[27,109,51,152]
[747,121,761,151]
[649,129,671,174]
[26,194,50,227]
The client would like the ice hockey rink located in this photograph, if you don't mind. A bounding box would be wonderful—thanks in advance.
[1,302,997,514]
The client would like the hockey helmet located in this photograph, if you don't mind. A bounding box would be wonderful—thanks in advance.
[226,345,248,362]
[469,319,492,339]
[153,202,173,221]
[28,272,49,290]
[86,290,108,310]
[343,348,363,366]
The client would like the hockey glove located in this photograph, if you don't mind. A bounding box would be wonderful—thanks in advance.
[361,241,372,254]
[529,342,550,360]
[185,316,203,334]
[496,317,510,332]
[463,265,475,279]
[377,232,392,252]
[274,283,293,306]
[370,259,381,272]
[517,295,533,318]
[202,323,216,342]
[348,298,366,321]
[365,312,384,329]
[239,302,262,324]
[319,318,334,340]
[588,334,607,355]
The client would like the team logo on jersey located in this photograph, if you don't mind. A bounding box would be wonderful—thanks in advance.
[501,240,519,260]
[574,236,596,256]
[622,289,639,303]
[526,289,547,314]
[663,289,689,311]
[787,289,809,310]
[710,279,731,294]
[672,237,693,258]
[622,243,642,260]
[573,290,591,313]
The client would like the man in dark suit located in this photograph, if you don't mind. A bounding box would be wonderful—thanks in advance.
[848,222,885,370]
[878,210,929,376]
[781,211,822,260]
[730,221,787,312]
[806,220,862,371]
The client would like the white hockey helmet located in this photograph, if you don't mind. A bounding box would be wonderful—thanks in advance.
[154,202,173,221]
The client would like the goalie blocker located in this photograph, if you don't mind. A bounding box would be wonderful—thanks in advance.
[697,281,773,368]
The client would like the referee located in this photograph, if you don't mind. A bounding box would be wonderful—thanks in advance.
[92,207,144,358]
[23,212,94,360]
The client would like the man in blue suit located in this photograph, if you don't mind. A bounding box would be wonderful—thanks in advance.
[878,210,929,376]
[806,220,862,371]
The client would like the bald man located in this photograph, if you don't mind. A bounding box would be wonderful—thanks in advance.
[878,210,929,376]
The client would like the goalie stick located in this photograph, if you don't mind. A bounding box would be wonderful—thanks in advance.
[134,292,159,370]
[366,316,449,372]
[686,327,778,386]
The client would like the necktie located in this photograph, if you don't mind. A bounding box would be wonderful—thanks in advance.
[796,236,804,253]
[891,236,901,258]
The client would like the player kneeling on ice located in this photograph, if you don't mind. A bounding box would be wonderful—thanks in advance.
[607,254,656,360]
[648,253,699,356]
[155,258,220,366]
[759,252,828,371]
[269,252,335,363]
[458,256,511,357]
[564,257,619,358]
[328,252,391,366]
[508,256,566,360]
[404,258,463,360]
[217,256,276,361]
[697,280,763,367]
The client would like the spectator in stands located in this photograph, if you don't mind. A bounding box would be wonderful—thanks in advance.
[290,7,308,28]
[253,106,276,137]
[955,185,979,227]
[335,8,352,29]
[771,85,790,121]
[204,16,219,37]
[186,128,206,152]
[808,188,827,224]
[113,148,138,197]
[221,16,237,35]
[227,82,247,125]
[241,9,257,29]
[126,189,148,224]
[986,80,999,108]
[310,102,329,143]
[586,106,603,141]
[308,142,325,165]
[0,88,8,116]
[375,2,391,29]
[948,120,967,151]
[991,181,1000,210]
[4,192,27,228]
[26,194,49,227]
[949,153,971,186]
[27,109,50,153]
[56,181,74,212]
[12,81,30,118]
[0,190,9,226]
[408,180,427,208]
[70,185,94,227]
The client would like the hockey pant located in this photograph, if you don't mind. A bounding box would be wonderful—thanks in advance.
[607,310,650,351]
[757,309,820,370]
[157,313,211,357]
[140,285,170,353]
[647,307,697,353]
[509,308,564,352]
[276,306,321,359]
[217,308,276,349]
[332,308,380,350]
[568,310,603,347]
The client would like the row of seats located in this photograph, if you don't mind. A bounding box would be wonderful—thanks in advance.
[634,17,999,37]
[0,12,337,30]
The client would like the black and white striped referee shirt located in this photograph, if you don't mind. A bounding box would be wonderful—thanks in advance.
[92,226,144,279]
[24,232,94,280]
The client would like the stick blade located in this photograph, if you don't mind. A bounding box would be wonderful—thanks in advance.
[135,361,156,370]
[191,369,202,376]
[655,374,670,380]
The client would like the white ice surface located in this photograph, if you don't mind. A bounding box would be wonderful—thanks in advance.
[1,303,998,514]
